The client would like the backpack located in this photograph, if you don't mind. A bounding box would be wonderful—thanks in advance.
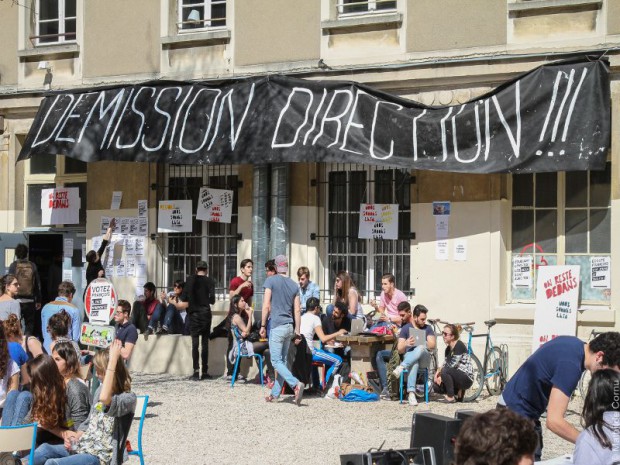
[15,260,34,298]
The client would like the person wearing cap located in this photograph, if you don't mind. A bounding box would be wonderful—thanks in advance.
[183,260,216,381]
[300,297,347,389]
[260,255,305,405]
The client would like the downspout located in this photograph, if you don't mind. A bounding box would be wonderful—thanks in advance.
[252,164,270,311]
[269,163,289,261]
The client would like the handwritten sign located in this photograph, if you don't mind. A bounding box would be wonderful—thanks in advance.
[158,200,193,233]
[513,255,533,288]
[196,187,233,223]
[138,200,148,218]
[85,278,117,325]
[590,256,610,289]
[80,323,116,349]
[532,265,579,353]
[358,204,398,240]
[41,188,80,225]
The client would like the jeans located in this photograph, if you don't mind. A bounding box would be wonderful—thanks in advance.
[147,303,166,330]
[375,349,392,389]
[47,454,100,465]
[400,346,430,391]
[268,324,299,397]
[162,304,184,333]
[1,390,32,426]
[312,349,342,385]
[33,443,69,465]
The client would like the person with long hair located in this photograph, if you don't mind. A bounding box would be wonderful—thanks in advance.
[0,324,19,415]
[227,294,273,384]
[34,340,137,465]
[52,341,91,428]
[328,271,364,320]
[573,369,620,464]
[432,323,474,403]
[0,274,21,321]
[3,313,43,386]
[47,309,81,355]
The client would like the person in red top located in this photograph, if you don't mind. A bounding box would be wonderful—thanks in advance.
[224,259,254,379]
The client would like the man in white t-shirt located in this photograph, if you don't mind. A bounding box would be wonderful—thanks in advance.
[371,273,408,325]
[300,297,347,389]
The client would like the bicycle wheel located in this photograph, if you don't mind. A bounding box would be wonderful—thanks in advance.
[486,347,503,396]
[463,353,483,402]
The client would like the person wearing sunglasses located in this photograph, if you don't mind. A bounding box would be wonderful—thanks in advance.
[113,300,138,362]
[0,274,21,322]
[432,324,474,403]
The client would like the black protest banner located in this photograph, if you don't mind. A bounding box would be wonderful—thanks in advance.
[18,58,610,173]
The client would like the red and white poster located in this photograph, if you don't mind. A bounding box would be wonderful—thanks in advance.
[41,187,80,225]
[531,265,580,353]
[196,187,233,223]
[85,278,117,325]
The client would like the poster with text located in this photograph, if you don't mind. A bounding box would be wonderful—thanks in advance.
[590,256,611,289]
[454,239,467,261]
[358,204,398,240]
[513,255,533,288]
[435,240,449,260]
[196,188,234,223]
[531,265,579,353]
[158,200,193,233]
[41,188,80,225]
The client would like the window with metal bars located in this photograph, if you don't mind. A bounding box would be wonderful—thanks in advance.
[510,162,611,303]
[324,164,411,301]
[164,165,238,297]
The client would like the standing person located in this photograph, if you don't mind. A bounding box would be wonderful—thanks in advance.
[41,281,81,354]
[184,261,215,380]
[297,266,320,314]
[499,332,620,461]
[8,244,42,338]
[370,273,408,325]
[432,323,474,403]
[225,259,253,378]
[85,218,116,288]
[114,300,138,362]
[0,274,21,321]
[260,255,305,406]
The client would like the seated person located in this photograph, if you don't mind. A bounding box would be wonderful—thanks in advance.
[573,369,620,464]
[158,280,189,335]
[300,297,347,390]
[47,309,81,355]
[392,304,435,406]
[433,323,474,403]
[132,282,165,335]
[455,409,537,465]
[114,300,138,362]
[322,301,352,380]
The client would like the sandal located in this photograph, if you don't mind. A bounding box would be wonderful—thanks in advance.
[265,394,277,403]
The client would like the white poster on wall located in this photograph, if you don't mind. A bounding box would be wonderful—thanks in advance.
[158,200,193,233]
[138,200,148,218]
[454,239,467,261]
[513,255,533,288]
[435,240,449,260]
[63,238,73,258]
[41,188,80,225]
[531,265,580,353]
[111,191,123,210]
[590,256,611,289]
[358,204,398,240]
[196,188,234,223]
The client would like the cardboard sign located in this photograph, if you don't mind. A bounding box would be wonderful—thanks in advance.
[158,200,193,233]
[41,187,80,225]
[81,323,116,349]
[85,278,117,324]
[196,187,233,223]
[532,265,580,353]
[358,204,398,240]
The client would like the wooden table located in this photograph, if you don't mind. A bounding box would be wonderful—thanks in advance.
[335,334,395,375]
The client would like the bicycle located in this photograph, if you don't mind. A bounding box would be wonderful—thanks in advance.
[455,320,509,402]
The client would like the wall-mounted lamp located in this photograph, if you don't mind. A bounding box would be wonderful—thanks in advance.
[187,9,201,23]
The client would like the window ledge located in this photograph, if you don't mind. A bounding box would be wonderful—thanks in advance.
[17,43,80,60]
[494,304,615,324]
[161,29,231,47]
[321,12,402,33]
[508,0,602,16]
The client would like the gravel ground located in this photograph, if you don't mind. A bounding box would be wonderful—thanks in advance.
[127,372,580,465]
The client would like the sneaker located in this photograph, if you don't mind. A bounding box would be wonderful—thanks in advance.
[190,371,199,381]
[294,382,305,406]
[144,327,154,336]
[380,388,390,400]
[201,373,213,380]
[161,325,170,334]
[393,365,405,378]
[408,392,418,406]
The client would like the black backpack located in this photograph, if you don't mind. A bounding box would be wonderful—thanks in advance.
[14,260,34,298]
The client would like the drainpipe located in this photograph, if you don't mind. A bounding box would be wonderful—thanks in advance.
[269,163,289,261]
[252,164,270,311]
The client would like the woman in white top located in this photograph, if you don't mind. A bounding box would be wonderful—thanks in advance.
[331,271,364,320]
[0,274,21,322]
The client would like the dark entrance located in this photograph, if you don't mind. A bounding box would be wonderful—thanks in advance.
[28,233,63,305]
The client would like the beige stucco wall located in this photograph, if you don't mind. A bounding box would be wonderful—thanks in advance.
[610,0,620,34]
[82,0,160,78]
[86,162,155,211]
[0,2,18,86]
[234,0,320,66]
[407,0,506,52]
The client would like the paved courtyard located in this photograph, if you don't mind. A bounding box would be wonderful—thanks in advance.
[127,372,579,465]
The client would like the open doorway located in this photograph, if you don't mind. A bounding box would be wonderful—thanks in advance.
[28,233,63,305]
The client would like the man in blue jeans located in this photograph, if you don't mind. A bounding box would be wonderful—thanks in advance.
[392,304,435,405]
[259,255,304,406]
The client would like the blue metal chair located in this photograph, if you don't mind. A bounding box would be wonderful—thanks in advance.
[0,422,38,464]
[399,368,430,404]
[231,326,264,388]
[128,395,149,465]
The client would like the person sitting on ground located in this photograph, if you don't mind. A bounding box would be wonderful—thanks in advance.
[573,368,620,464]
[432,323,473,403]
[392,304,436,406]
[454,409,537,465]
[140,282,167,336]
[326,271,364,320]
[33,340,137,465]
[85,218,115,287]
[158,280,189,335]
[0,274,21,321]
[227,295,274,385]
[47,309,81,356]
[42,281,81,354]
[114,300,138,362]
[300,297,347,390]
[0,324,19,413]
[370,273,408,325]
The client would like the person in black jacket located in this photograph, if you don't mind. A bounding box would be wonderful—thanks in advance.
[183,261,216,381]
[85,218,116,287]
